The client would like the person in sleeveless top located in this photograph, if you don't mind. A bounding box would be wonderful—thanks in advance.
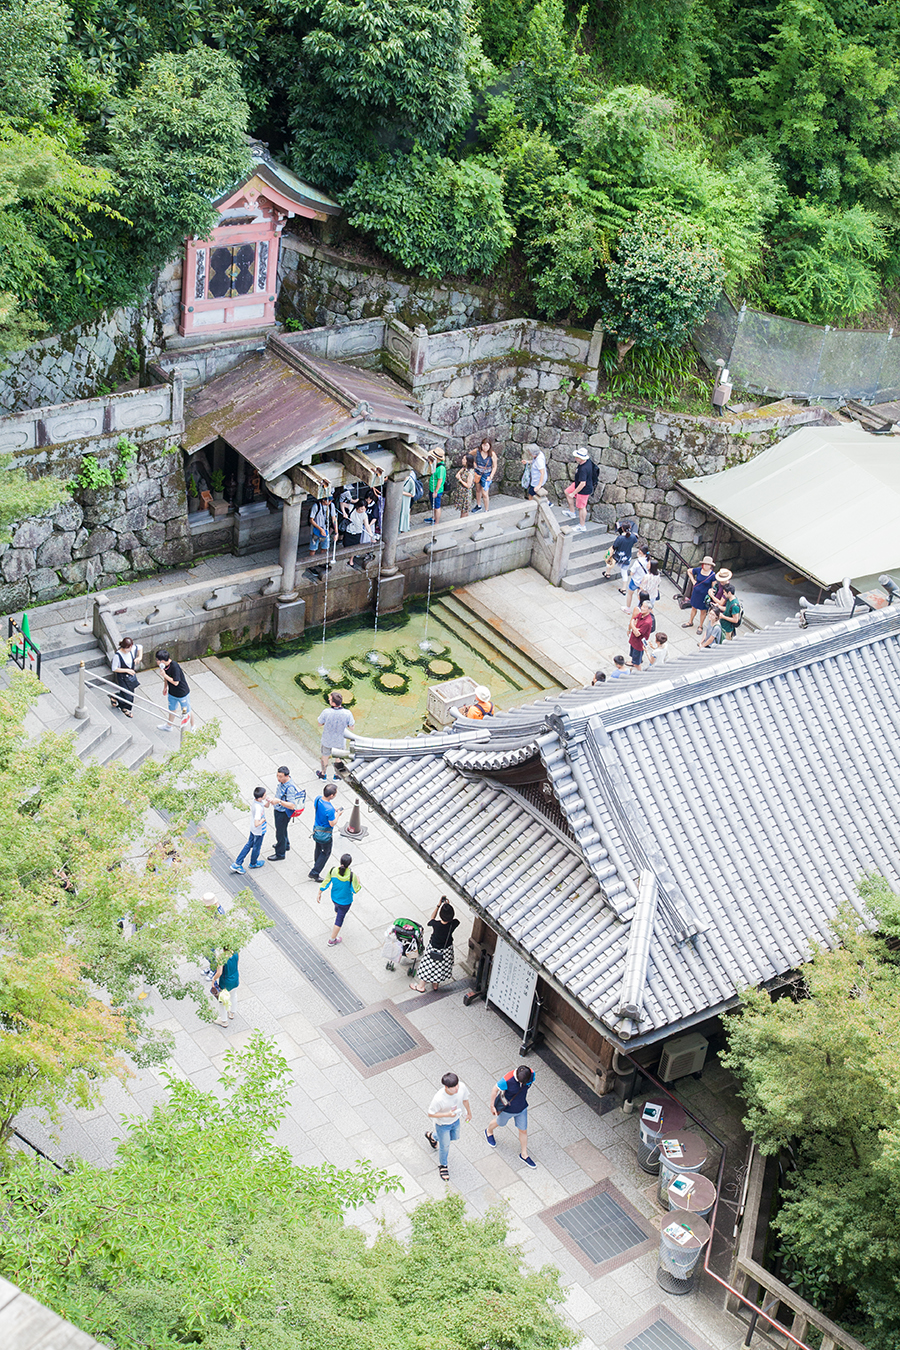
[472,438,498,513]
[410,899,459,991]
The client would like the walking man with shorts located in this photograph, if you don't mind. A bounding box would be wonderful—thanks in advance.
[425,1071,473,1181]
[317,691,355,779]
[562,448,597,533]
[155,648,194,732]
[484,1064,537,1168]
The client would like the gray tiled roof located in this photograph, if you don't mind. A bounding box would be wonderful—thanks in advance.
[349,607,900,1048]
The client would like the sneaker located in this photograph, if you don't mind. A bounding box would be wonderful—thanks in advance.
[156,723,172,732]
[316,770,327,780]
[424,517,434,524]
[572,524,587,533]
[327,936,342,946]
[519,1154,537,1168]
[230,864,245,874]
[560,509,576,518]
[308,873,322,882]
[471,505,483,513]
[484,1129,496,1147]
[248,860,265,869]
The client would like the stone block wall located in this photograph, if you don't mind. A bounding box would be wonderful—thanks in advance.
[411,362,830,569]
[0,270,180,417]
[278,234,524,333]
[0,400,188,613]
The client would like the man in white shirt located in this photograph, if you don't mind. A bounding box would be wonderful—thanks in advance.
[425,1071,472,1180]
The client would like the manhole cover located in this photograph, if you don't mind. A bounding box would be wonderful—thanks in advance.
[625,1320,702,1350]
[542,1180,655,1275]
[556,1190,648,1264]
[336,1008,417,1066]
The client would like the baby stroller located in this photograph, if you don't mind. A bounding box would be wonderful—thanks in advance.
[382,918,424,973]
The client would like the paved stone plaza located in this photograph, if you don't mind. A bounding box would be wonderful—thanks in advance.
[19,568,757,1350]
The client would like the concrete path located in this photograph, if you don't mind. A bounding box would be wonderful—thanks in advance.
[17,653,753,1350]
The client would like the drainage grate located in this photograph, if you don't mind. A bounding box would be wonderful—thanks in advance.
[555,1191,649,1265]
[336,1007,417,1067]
[202,827,364,1017]
[625,1321,701,1350]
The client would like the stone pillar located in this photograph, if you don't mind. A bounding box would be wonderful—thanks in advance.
[588,319,604,371]
[278,498,303,600]
[377,469,408,613]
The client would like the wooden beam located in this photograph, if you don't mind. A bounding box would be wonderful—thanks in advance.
[389,439,434,475]
[337,447,386,486]
[289,463,332,497]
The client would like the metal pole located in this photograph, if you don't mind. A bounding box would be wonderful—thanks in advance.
[74,661,89,720]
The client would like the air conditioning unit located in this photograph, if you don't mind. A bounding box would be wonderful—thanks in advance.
[658,1032,708,1082]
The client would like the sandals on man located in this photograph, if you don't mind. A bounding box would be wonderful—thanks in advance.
[438,1164,450,1181]
[425,1131,437,1150]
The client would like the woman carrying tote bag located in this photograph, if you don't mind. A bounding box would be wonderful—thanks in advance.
[110,636,142,718]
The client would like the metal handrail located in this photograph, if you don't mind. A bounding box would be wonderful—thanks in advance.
[82,667,202,742]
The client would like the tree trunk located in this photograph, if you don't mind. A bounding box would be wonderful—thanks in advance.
[616,338,636,369]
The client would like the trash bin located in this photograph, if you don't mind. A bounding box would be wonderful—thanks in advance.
[657,1130,708,1203]
[666,1172,717,1219]
[637,1099,687,1175]
[657,1209,711,1294]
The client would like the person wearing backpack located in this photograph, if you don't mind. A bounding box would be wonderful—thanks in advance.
[484,1064,537,1168]
[399,468,418,533]
[716,582,743,640]
[318,853,361,945]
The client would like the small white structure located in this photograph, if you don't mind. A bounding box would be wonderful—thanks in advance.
[426,675,478,728]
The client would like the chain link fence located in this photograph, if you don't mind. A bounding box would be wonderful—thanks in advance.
[694,294,900,405]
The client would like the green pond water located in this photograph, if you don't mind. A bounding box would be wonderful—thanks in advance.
[227,594,561,752]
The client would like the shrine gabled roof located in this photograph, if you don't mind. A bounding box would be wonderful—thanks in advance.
[182,337,445,480]
[215,143,341,219]
[348,606,900,1048]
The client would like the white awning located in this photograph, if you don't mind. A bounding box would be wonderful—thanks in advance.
[679,423,900,588]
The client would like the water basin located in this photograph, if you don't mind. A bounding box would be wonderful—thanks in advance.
[226,593,563,754]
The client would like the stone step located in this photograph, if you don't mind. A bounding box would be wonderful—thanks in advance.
[430,596,559,692]
[561,565,620,592]
[59,654,107,675]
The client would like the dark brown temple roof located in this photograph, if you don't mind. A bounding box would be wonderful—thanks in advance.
[182,338,445,480]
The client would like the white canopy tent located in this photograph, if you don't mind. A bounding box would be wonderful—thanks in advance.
[678,423,900,588]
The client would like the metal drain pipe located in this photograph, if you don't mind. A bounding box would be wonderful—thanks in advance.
[626,1054,811,1350]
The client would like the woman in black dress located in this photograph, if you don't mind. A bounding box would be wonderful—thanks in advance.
[410,898,459,992]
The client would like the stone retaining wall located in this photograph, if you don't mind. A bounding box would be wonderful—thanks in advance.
[0,272,181,417]
[0,381,187,612]
[278,234,523,333]
[411,362,830,569]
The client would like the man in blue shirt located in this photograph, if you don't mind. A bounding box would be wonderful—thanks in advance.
[309,782,343,882]
[266,765,305,861]
[484,1064,537,1168]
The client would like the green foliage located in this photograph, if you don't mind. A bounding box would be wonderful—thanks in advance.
[722,878,900,1348]
[288,0,481,187]
[755,199,887,322]
[505,0,593,143]
[473,0,534,64]
[72,452,112,490]
[524,192,605,319]
[0,453,70,540]
[210,467,225,492]
[602,342,709,408]
[0,0,70,125]
[604,212,724,350]
[345,149,512,277]
[108,47,250,261]
[731,0,900,204]
[590,0,711,100]
[0,671,265,1148]
[0,1035,575,1350]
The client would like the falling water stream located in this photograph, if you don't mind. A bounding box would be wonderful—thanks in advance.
[315,527,338,676]
[367,540,384,662]
[419,513,438,654]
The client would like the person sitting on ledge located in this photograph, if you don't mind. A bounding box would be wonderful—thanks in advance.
[463,685,495,719]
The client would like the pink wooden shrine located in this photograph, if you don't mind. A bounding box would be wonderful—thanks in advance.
[179,148,340,339]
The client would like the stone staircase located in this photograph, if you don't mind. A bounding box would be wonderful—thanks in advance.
[25,622,156,770]
[550,509,617,592]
